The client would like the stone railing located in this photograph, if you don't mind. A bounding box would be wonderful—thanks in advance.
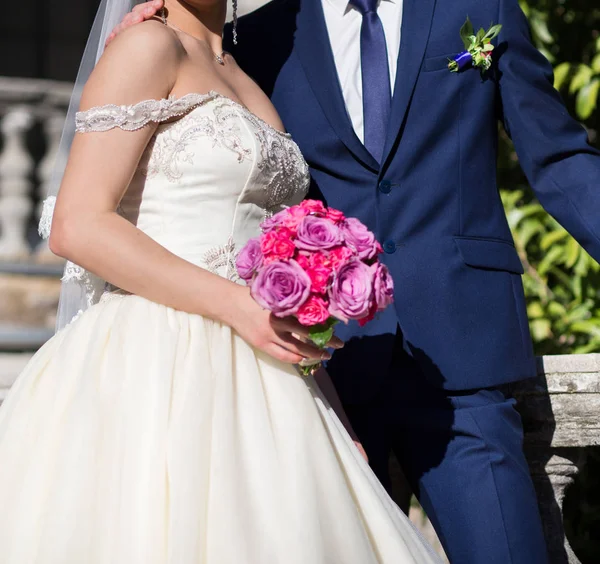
[514,354,600,564]
[0,77,72,260]
[0,77,69,347]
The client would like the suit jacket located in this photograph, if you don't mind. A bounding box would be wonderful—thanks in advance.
[225,0,600,401]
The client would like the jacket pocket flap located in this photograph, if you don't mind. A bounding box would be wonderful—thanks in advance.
[454,237,524,274]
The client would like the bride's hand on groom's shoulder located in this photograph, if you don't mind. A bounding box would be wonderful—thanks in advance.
[105,0,164,46]
[227,287,344,366]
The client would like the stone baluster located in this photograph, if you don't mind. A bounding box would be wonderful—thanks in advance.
[36,112,66,261]
[514,354,600,563]
[0,107,34,261]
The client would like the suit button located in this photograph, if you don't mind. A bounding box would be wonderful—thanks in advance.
[379,180,392,194]
[383,240,396,254]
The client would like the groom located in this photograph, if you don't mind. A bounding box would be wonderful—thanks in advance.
[119,0,600,561]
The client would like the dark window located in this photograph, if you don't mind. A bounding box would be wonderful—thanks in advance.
[1,0,101,81]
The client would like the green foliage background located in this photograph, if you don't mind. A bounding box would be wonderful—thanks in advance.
[501,1,600,356]
[504,3,600,559]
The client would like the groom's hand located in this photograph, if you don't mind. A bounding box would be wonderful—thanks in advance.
[105,0,164,46]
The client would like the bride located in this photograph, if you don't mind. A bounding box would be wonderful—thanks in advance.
[0,0,440,562]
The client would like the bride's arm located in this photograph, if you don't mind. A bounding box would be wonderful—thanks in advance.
[50,22,334,364]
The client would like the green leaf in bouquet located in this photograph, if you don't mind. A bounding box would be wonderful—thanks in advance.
[308,318,339,349]
[460,17,474,49]
[484,24,502,41]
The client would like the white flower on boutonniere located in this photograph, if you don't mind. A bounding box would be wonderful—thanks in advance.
[448,17,502,74]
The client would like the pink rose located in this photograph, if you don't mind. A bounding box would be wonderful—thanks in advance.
[342,218,380,260]
[236,237,263,282]
[296,216,344,251]
[297,295,331,326]
[282,206,310,231]
[307,265,332,294]
[328,246,355,271]
[261,228,295,261]
[299,199,327,216]
[325,207,346,224]
[296,253,311,270]
[328,260,375,323]
[251,259,311,317]
[373,262,394,311]
[269,236,296,263]
[260,230,279,256]
[308,251,331,268]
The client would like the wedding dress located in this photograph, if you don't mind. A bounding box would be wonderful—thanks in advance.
[0,91,439,563]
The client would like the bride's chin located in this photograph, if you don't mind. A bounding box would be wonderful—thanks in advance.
[177,0,227,12]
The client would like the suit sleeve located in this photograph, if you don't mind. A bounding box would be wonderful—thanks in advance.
[497,0,600,261]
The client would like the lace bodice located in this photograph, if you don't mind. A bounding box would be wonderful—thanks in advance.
[40,91,310,315]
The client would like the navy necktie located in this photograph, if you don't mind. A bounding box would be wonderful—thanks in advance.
[352,0,391,163]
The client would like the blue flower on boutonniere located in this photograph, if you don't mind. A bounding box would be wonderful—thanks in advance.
[448,17,502,74]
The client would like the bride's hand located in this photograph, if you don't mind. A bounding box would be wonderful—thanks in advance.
[229,287,344,365]
[353,441,369,463]
[105,0,164,46]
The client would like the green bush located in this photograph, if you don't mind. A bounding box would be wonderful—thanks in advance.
[504,4,600,560]
[501,1,600,356]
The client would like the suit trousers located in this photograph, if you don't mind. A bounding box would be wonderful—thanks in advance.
[343,333,549,563]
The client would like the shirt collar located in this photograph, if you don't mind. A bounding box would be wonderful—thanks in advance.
[324,0,396,17]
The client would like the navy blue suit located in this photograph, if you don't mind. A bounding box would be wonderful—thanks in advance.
[226,0,600,560]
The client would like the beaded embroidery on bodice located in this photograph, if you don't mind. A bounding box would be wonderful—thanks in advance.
[39,91,310,318]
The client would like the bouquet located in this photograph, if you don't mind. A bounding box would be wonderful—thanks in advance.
[236,200,395,375]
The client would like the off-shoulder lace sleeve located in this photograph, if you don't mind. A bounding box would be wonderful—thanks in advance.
[75,91,220,133]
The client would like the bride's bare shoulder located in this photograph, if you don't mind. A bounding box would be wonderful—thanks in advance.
[104,19,183,60]
[80,20,183,110]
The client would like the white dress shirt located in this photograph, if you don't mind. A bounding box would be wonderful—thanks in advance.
[322,0,403,143]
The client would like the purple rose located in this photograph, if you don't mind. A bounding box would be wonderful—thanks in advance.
[295,215,343,251]
[236,237,264,282]
[372,262,394,311]
[260,209,288,233]
[342,218,379,260]
[251,259,311,317]
[329,260,375,323]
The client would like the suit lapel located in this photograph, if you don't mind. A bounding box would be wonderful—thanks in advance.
[381,0,437,166]
[294,0,379,172]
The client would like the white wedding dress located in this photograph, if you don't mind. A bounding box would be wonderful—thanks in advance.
[0,92,439,564]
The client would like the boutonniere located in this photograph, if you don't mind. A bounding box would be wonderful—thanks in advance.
[448,17,502,74]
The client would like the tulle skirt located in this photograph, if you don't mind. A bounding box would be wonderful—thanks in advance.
[0,293,438,563]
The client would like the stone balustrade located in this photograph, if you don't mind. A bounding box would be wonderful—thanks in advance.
[514,354,600,563]
[0,77,72,262]
[0,77,69,346]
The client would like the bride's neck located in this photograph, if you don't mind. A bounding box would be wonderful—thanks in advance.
[164,0,226,53]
